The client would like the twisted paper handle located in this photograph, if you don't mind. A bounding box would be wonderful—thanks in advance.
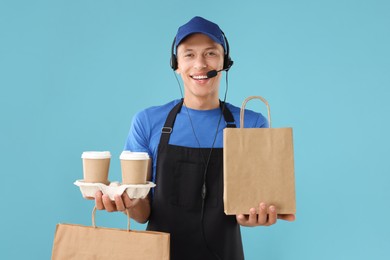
[240,96,271,128]
[92,206,131,232]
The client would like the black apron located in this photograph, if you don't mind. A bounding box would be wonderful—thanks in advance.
[147,100,244,260]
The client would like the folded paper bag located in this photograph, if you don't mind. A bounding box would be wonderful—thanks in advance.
[52,207,170,260]
[223,96,296,215]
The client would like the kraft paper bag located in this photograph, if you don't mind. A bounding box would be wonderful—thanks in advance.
[52,207,170,260]
[223,96,296,215]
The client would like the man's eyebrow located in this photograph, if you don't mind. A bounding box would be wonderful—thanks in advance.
[182,46,219,52]
[204,46,219,51]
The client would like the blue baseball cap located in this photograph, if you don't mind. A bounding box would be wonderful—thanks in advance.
[174,16,226,51]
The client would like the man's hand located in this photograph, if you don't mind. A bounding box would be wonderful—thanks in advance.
[236,202,295,227]
[86,191,150,223]
[94,191,140,212]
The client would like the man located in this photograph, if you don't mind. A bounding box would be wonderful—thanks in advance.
[95,16,295,260]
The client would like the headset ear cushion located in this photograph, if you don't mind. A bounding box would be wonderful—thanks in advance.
[223,55,233,70]
[171,54,178,70]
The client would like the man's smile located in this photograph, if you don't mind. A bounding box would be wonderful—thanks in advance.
[190,74,209,80]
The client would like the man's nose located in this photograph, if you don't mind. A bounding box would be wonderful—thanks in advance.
[193,56,207,70]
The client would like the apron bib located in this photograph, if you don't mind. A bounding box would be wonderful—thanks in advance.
[147,100,244,260]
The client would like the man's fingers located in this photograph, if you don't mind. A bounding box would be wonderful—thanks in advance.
[122,192,133,208]
[95,191,142,213]
[115,195,126,212]
[248,208,258,225]
[236,203,295,227]
[257,203,267,224]
[278,214,296,222]
[267,206,277,225]
[102,194,116,212]
[236,214,247,224]
[95,191,104,210]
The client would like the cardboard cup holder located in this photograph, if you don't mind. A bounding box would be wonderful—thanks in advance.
[74,180,155,200]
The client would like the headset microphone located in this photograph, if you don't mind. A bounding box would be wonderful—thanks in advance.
[206,67,231,79]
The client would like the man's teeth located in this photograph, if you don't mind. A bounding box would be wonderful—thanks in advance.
[192,75,208,79]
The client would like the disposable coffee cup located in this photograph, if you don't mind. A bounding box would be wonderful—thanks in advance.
[120,151,150,184]
[81,151,111,185]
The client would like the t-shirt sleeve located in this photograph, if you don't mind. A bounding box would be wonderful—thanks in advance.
[256,113,269,128]
[123,110,151,155]
[244,110,269,128]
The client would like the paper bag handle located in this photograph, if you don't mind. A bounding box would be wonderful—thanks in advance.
[240,96,271,128]
[92,206,131,232]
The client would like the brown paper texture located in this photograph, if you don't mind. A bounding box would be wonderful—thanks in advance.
[52,223,170,260]
[223,127,296,215]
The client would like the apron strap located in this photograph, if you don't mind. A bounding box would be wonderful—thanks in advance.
[159,99,237,145]
[160,99,184,145]
[220,101,236,128]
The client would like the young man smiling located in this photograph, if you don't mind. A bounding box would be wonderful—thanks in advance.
[94,16,295,260]
[176,33,224,110]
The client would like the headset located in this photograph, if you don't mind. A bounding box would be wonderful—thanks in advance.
[170,31,234,72]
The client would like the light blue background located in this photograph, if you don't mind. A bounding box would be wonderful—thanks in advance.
[1,0,389,259]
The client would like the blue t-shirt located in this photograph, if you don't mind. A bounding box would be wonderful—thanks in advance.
[124,99,269,181]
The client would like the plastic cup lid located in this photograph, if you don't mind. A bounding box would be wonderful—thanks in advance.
[81,151,111,159]
[120,151,149,160]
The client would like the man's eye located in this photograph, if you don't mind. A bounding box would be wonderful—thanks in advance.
[206,52,216,57]
[184,53,193,58]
